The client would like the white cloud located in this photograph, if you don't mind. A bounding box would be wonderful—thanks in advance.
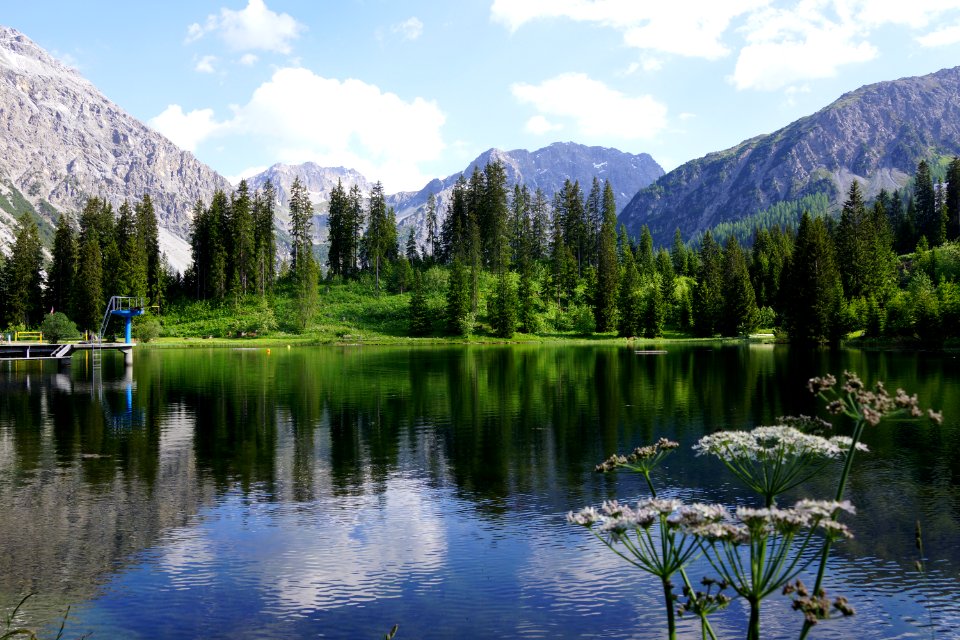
[917,22,960,47]
[512,72,668,140]
[153,68,446,191]
[194,55,217,74]
[148,105,223,152]
[239,53,259,66]
[225,166,268,186]
[186,0,304,53]
[392,17,424,41]
[491,0,765,59]
[730,5,877,91]
[525,115,561,135]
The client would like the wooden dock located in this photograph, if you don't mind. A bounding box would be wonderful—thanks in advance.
[0,342,135,366]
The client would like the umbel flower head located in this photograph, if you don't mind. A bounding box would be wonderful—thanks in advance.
[596,437,680,474]
[809,371,942,426]
[693,426,867,505]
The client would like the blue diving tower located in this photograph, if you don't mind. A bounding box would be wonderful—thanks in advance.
[100,296,146,344]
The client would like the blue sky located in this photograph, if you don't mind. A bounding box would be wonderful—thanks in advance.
[6,1,960,192]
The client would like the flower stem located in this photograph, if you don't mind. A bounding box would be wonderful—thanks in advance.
[798,418,866,640]
[663,576,677,640]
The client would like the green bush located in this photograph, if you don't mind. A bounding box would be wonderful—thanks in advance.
[40,312,80,344]
[134,318,162,343]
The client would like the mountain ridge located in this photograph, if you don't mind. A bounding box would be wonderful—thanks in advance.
[620,65,960,245]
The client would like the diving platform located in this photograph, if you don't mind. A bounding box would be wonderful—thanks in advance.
[0,341,134,366]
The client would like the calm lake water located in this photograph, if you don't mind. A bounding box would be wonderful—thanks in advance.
[1,344,959,639]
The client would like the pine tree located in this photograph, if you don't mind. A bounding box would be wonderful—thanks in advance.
[74,233,104,332]
[47,213,77,317]
[424,193,440,261]
[946,156,960,241]
[288,177,314,274]
[617,242,641,337]
[135,194,162,305]
[671,228,688,276]
[914,160,940,246]
[483,160,510,272]
[719,236,759,336]
[693,231,723,337]
[116,201,148,299]
[835,180,870,298]
[253,180,277,295]
[229,180,255,297]
[490,272,518,338]
[207,190,230,300]
[2,214,44,328]
[445,258,471,335]
[642,278,665,338]
[347,184,364,278]
[408,270,431,336]
[593,180,619,332]
[405,227,419,264]
[530,187,550,261]
[362,181,396,295]
[637,225,655,278]
[783,213,843,342]
[327,179,349,278]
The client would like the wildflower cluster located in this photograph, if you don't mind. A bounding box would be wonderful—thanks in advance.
[809,371,942,426]
[693,426,867,506]
[677,576,733,619]
[566,498,727,543]
[595,437,680,473]
[783,580,855,625]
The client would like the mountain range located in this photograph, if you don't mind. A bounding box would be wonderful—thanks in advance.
[1,23,959,271]
[0,25,229,271]
[620,66,960,245]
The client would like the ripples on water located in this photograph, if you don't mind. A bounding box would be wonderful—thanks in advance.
[0,345,958,638]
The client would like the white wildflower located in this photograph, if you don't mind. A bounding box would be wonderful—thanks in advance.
[567,506,601,526]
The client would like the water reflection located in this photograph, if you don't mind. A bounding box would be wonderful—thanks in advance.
[0,345,958,638]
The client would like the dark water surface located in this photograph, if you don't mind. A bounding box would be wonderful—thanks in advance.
[1,344,958,639]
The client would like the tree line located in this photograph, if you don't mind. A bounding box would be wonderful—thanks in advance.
[0,195,163,332]
[2,155,959,344]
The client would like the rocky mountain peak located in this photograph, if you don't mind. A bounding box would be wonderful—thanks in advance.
[0,25,230,271]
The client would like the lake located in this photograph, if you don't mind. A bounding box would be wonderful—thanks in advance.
[1,344,958,639]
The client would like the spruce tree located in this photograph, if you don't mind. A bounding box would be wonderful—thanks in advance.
[288,177,314,274]
[946,156,960,241]
[671,228,688,276]
[914,160,940,246]
[425,193,439,262]
[3,213,44,328]
[74,234,104,332]
[530,187,550,261]
[116,201,148,299]
[642,278,665,338]
[617,242,641,337]
[719,236,759,336]
[362,182,396,295]
[445,258,471,335]
[253,179,277,295]
[490,272,518,338]
[47,213,77,317]
[693,231,723,337]
[408,270,431,336]
[135,195,162,305]
[593,180,619,332]
[326,179,349,278]
[783,213,842,342]
[229,180,255,297]
[637,225,655,278]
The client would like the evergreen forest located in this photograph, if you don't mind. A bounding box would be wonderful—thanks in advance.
[3,156,960,344]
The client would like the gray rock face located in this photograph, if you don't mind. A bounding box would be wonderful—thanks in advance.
[619,65,960,245]
[387,142,664,245]
[243,143,663,251]
[0,26,230,270]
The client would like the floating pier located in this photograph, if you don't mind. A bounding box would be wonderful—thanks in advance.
[0,341,134,367]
